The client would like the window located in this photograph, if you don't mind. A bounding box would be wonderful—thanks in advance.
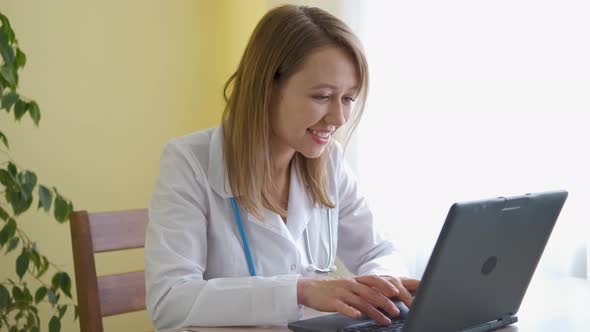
[355,0,589,279]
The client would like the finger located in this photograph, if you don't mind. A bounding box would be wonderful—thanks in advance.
[342,292,392,326]
[382,276,414,307]
[396,283,414,307]
[349,280,399,317]
[399,277,421,306]
[334,300,362,320]
[400,277,420,292]
[362,304,391,326]
[355,275,399,298]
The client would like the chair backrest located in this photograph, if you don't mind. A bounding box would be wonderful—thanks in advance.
[69,209,148,332]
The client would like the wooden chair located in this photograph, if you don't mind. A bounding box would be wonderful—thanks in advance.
[69,209,149,332]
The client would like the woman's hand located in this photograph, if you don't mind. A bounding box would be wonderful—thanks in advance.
[372,275,420,308]
[297,275,420,325]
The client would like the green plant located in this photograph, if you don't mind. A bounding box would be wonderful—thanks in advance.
[0,12,76,332]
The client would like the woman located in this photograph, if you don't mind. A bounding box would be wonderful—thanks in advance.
[145,4,419,331]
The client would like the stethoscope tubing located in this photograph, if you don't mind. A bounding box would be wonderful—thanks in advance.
[229,197,334,276]
[303,207,334,272]
[230,197,257,276]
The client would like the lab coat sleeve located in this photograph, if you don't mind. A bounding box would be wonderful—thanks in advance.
[333,144,410,278]
[145,142,301,331]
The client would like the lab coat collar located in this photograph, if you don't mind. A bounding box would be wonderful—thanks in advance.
[208,127,233,199]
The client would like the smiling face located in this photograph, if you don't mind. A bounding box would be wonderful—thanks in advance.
[270,46,359,161]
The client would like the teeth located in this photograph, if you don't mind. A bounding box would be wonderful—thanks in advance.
[310,129,331,138]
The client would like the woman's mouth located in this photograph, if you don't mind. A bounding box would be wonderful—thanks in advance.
[307,129,332,144]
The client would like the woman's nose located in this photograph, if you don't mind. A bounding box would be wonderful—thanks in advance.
[325,100,347,127]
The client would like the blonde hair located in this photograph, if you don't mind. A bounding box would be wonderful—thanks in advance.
[222,4,368,219]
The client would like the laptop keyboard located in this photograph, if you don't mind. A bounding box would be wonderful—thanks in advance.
[338,319,406,332]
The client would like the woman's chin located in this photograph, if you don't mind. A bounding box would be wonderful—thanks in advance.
[299,147,327,159]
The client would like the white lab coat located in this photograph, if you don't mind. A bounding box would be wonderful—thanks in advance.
[145,126,408,331]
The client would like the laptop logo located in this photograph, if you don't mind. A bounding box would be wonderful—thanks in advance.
[481,256,498,275]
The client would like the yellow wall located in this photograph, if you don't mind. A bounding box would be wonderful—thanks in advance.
[1,0,266,331]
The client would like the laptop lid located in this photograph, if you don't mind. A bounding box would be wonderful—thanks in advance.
[403,190,568,331]
[288,190,568,332]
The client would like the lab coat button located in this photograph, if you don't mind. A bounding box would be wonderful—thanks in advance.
[290,264,297,271]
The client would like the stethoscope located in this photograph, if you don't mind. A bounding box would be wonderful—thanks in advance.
[229,197,336,276]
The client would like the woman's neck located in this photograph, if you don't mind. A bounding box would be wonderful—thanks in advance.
[272,153,293,201]
[271,140,295,178]
[270,141,295,220]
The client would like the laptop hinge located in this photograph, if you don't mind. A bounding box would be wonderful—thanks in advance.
[461,314,518,332]
[489,314,518,330]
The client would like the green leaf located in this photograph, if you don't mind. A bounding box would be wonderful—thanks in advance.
[28,101,40,125]
[31,327,40,332]
[1,91,18,111]
[14,99,26,121]
[60,273,72,298]
[0,28,7,48]
[0,284,10,310]
[34,286,47,304]
[12,286,24,302]
[51,272,72,298]
[27,312,36,329]
[58,305,67,319]
[37,256,49,278]
[0,43,15,65]
[9,326,17,332]
[5,168,35,215]
[7,162,17,176]
[16,249,30,279]
[51,272,60,289]
[53,193,72,223]
[6,236,19,254]
[0,169,17,188]
[0,65,16,87]
[0,13,16,43]
[0,218,16,247]
[19,170,37,195]
[15,48,26,68]
[47,288,57,305]
[0,205,9,220]
[7,188,32,216]
[74,305,79,321]
[38,185,52,212]
[33,312,41,329]
[23,286,33,302]
[0,131,8,148]
[28,248,41,272]
[49,316,60,332]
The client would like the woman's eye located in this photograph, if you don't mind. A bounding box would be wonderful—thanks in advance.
[343,96,356,104]
[313,95,330,101]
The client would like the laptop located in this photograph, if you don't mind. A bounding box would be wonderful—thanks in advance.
[288,190,568,332]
